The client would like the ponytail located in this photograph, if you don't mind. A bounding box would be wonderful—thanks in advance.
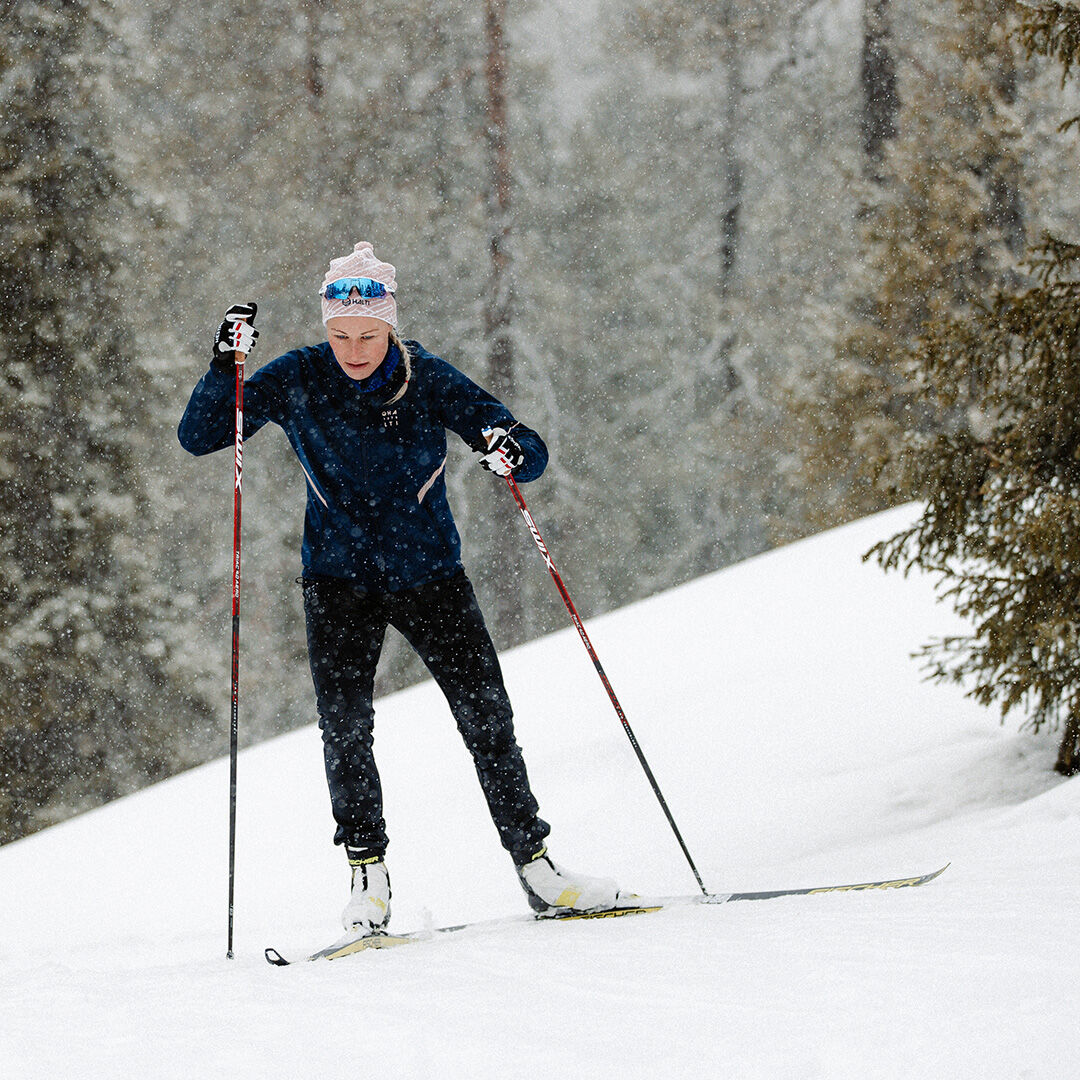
[384,327,412,405]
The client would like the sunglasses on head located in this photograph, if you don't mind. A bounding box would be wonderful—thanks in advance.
[320,277,396,300]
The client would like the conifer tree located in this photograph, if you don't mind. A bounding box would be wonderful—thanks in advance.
[871,0,1080,775]
[792,0,1027,532]
[0,0,214,840]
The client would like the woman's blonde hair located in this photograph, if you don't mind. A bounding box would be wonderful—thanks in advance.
[385,326,412,405]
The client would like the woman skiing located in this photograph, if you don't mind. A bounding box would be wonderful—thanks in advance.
[178,241,619,933]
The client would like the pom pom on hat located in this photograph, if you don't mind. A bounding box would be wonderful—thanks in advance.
[319,242,398,327]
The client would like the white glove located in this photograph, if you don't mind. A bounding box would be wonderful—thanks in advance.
[478,426,525,476]
[212,302,259,369]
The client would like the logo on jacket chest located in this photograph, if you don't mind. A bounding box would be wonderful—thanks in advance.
[381,408,400,429]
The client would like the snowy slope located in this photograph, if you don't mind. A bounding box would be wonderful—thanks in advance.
[1,504,1077,1079]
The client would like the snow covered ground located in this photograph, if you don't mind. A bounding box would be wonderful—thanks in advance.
[1,504,1076,1079]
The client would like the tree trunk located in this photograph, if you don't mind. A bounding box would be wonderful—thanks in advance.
[985,29,1026,259]
[304,0,325,106]
[695,0,742,421]
[1056,712,1080,776]
[481,0,528,645]
[861,0,899,180]
[717,1,742,307]
[484,0,515,404]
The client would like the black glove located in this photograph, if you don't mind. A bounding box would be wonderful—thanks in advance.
[477,426,525,476]
[211,302,258,372]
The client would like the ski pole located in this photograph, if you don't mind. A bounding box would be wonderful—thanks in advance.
[227,307,255,960]
[503,475,709,896]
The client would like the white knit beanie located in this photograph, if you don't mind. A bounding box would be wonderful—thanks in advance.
[319,241,398,327]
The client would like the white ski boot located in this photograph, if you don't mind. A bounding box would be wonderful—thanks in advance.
[342,856,391,933]
[516,847,620,916]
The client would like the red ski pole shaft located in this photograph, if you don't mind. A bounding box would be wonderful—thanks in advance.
[504,475,708,895]
[227,345,245,960]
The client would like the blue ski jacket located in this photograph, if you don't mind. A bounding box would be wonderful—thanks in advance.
[178,340,547,591]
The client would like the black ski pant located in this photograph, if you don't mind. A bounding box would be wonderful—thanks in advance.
[303,570,550,861]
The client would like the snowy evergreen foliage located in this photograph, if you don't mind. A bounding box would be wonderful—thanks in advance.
[3,0,1080,841]
[870,0,1080,775]
[0,0,215,840]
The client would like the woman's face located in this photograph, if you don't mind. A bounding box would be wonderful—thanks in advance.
[326,316,391,381]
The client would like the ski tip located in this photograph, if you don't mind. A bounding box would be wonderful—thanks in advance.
[264,947,290,967]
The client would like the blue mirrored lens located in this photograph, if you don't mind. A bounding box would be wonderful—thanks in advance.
[323,277,391,300]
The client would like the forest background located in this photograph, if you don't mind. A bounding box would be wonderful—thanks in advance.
[2,0,1079,843]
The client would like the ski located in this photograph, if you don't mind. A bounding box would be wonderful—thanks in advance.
[265,864,948,966]
[717,862,949,902]
[264,901,664,966]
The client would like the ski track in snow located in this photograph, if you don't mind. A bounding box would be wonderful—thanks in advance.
[1,504,1077,1079]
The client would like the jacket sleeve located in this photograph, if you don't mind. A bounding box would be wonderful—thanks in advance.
[433,358,548,483]
[177,358,288,456]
